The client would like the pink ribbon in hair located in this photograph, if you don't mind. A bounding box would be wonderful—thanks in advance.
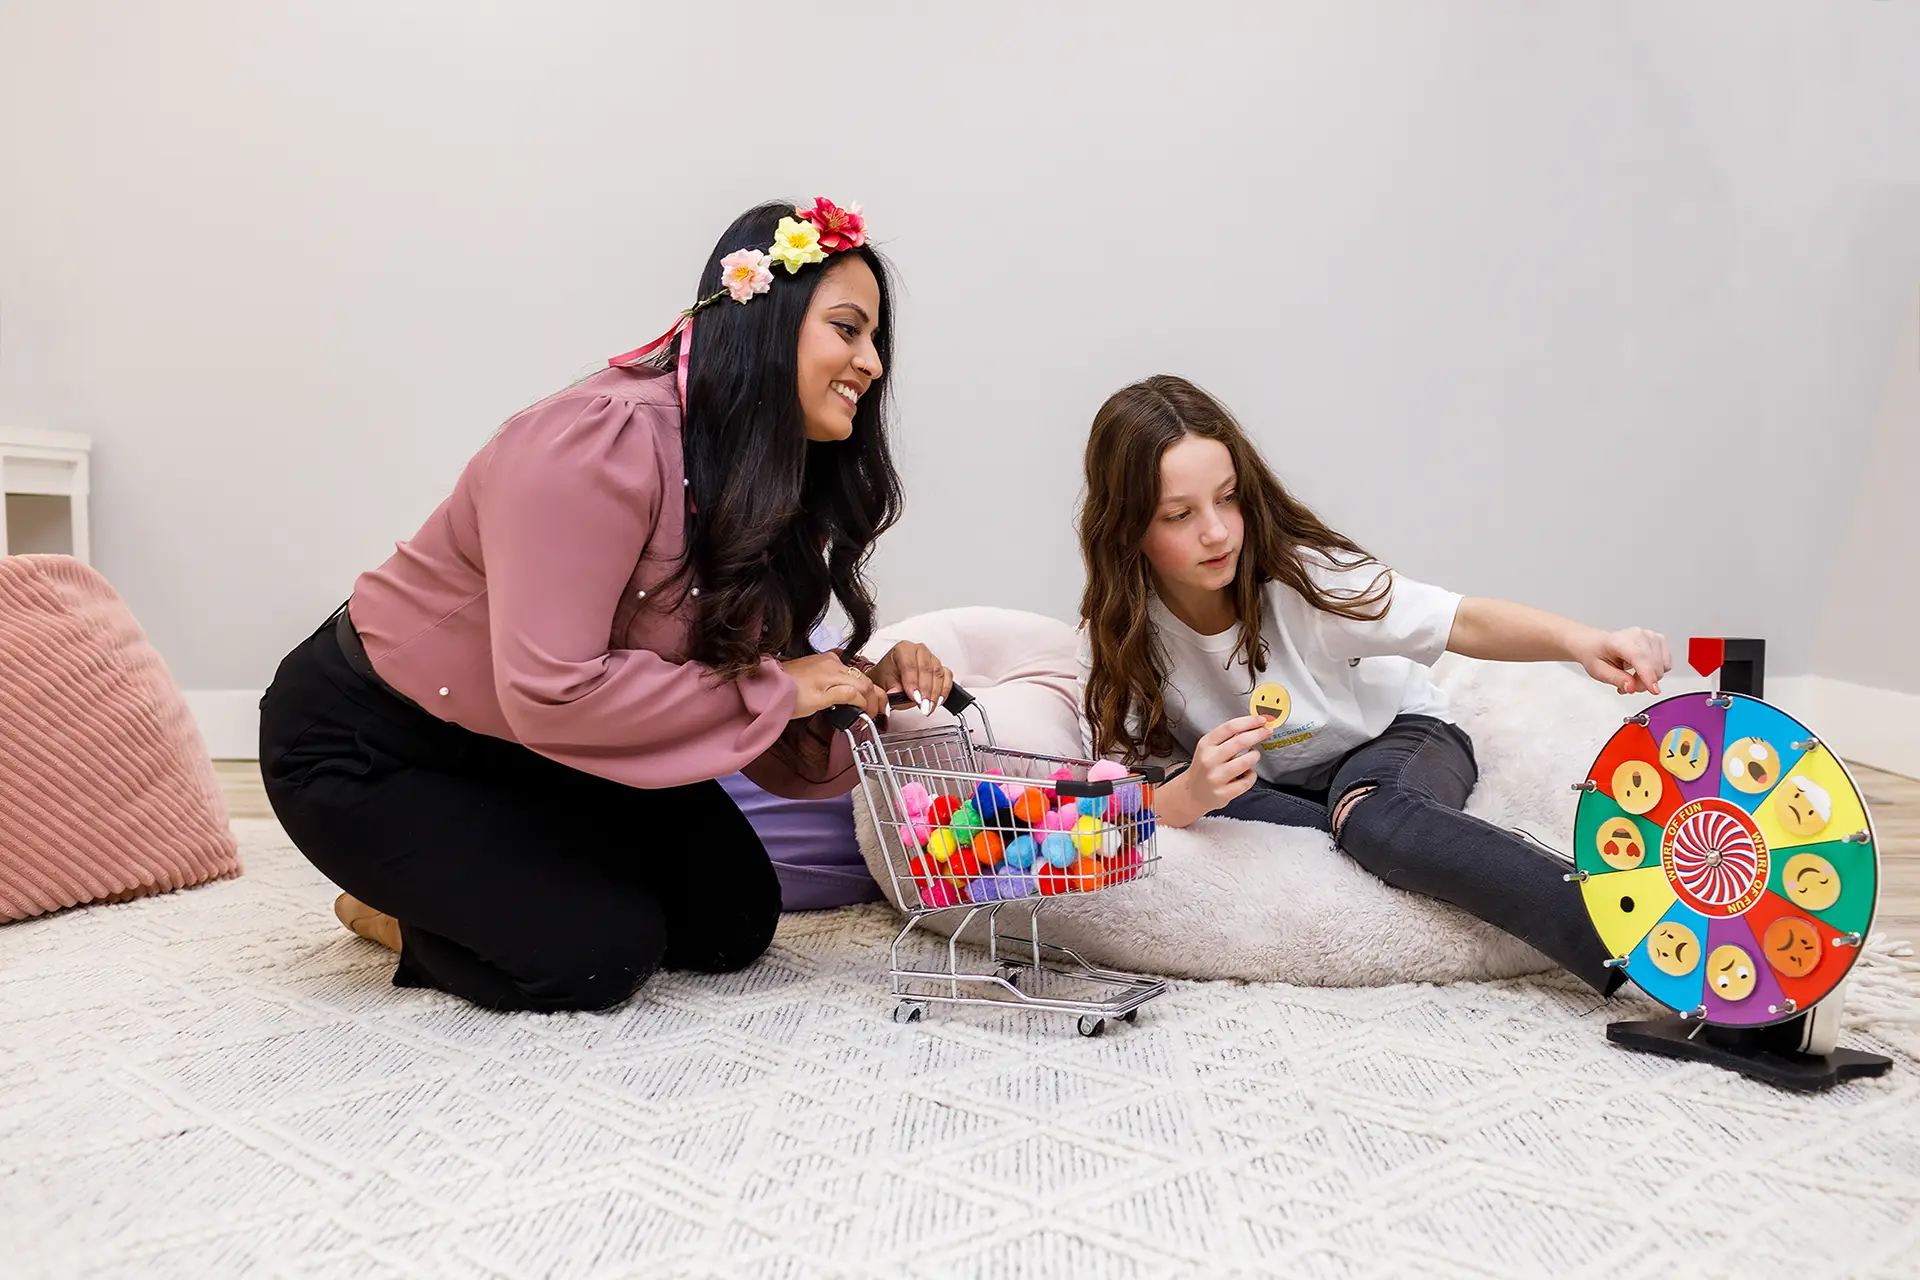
[607,313,695,408]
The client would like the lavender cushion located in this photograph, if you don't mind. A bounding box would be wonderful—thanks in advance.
[718,773,879,912]
[718,621,879,912]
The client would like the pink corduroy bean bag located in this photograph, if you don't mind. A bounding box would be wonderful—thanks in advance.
[0,555,239,922]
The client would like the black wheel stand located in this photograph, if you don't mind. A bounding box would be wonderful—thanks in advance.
[1606,1015,1893,1093]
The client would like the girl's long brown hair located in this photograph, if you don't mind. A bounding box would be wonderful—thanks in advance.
[1079,374,1390,763]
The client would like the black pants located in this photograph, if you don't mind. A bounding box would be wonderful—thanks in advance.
[258,618,780,1012]
[1219,715,1619,994]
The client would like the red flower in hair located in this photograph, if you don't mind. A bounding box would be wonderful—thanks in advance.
[796,197,867,252]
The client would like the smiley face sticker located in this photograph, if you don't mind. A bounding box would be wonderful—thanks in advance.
[1595,817,1647,870]
[1611,761,1664,816]
[1647,921,1700,977]
[1708,944,1757,1000]
[1248,681,1291,725]
[1782,852,1842,911]
[1659,726,1710,782]
[1763,916,1823,977]
[1771,774,1833,838]
[1723,737,1781,794]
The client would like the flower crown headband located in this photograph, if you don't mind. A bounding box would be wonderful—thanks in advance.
[607,198,868,393]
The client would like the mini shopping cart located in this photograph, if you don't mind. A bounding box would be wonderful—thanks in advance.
[829,686,1169,1036]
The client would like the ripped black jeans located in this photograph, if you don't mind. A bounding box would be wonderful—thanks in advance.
[1217,715,1618,994]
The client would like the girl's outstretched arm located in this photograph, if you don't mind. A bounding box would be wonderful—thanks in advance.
[1447,598,1672,696]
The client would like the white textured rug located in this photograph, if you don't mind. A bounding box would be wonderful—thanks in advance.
[4,820,1919,1279]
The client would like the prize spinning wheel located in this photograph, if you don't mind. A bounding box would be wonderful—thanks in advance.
[1572,692,1879,1028]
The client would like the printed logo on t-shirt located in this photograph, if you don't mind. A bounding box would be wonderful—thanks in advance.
[1248,681,1318,752]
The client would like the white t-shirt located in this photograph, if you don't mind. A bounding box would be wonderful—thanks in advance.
[1078,555,1464,788]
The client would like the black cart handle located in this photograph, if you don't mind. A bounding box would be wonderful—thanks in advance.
[826,682,977,733]
[1055,764,1165,797]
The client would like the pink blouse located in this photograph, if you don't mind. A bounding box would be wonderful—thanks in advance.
[347,365,857,799]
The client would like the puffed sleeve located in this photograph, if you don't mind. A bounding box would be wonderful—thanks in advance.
[475,392,809,789]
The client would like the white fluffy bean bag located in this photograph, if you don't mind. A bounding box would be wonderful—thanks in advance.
[856,606,1679,986]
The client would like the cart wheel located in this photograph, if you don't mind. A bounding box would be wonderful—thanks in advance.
[1121,1009,1139,1024]
[892,1001,925,1025]
[1077,1015,1106,1038]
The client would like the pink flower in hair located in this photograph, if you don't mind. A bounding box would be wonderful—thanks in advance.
[719,248,773,303]
[796,197,867,252]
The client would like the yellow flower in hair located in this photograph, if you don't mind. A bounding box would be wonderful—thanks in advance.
[768,216,827,273]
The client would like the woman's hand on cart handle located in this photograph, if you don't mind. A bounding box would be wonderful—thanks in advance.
[784,652,888,721]
[868,641,953,715]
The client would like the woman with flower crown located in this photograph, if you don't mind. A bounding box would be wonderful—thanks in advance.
[258,199,951,1012]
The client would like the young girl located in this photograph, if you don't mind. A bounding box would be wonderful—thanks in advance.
[1077,374,1672,992]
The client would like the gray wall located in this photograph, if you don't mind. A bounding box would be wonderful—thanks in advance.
[1815,295,1920,695]
[3,1,1917,691]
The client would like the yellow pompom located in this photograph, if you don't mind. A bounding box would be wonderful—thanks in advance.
[1070,815,1108,859]
[926,827,960,862]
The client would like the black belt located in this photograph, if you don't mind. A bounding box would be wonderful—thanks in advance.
[333,604,425,712]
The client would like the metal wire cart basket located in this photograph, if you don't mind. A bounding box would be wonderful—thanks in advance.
[830,686,1169,1037]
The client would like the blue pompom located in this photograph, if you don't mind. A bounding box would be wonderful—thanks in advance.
[973,781,1013,824]
[1075,794,1108,820]
[1040,833,1077,869]
[1129,811,1157,843]
[1002,834,1040,870]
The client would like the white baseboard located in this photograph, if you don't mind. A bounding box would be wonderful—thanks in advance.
[179,675,1919,780]
[184,689,261,760]
[1781,675,1920,782]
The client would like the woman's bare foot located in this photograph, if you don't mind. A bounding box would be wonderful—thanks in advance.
[334,893,403,953]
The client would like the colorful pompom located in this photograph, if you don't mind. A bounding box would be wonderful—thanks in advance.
[1011,787,1052,826]
[950,802,983,846]
[1040,832,1077,869]
[1070,815,1109,858]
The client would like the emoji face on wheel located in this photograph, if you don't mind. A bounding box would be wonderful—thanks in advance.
[1723,737,1780,794]
[1659,726,1710,782]
[1782,852,1841,911]
[1647,921,1700,976]
[1611,761,1664,815]
[1248,681,1290,725]
[1763,916,1823,977]
[1708,944,1757,1000]
[1595,817,1647,870]
[1771,774,1832,838]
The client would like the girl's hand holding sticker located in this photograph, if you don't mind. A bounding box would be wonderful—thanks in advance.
[1160,714,1274,828]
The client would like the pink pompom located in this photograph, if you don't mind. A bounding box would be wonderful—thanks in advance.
[903,819,932,847]
[899,783,931,819]
[920,881,964,909]
[1041,806,1079,833]
[1049,767,1074,782]
[1087,760,1129,783]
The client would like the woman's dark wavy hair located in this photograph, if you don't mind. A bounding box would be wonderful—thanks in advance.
[662,201,902,678]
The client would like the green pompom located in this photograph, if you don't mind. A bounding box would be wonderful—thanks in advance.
[950,802,984,846]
